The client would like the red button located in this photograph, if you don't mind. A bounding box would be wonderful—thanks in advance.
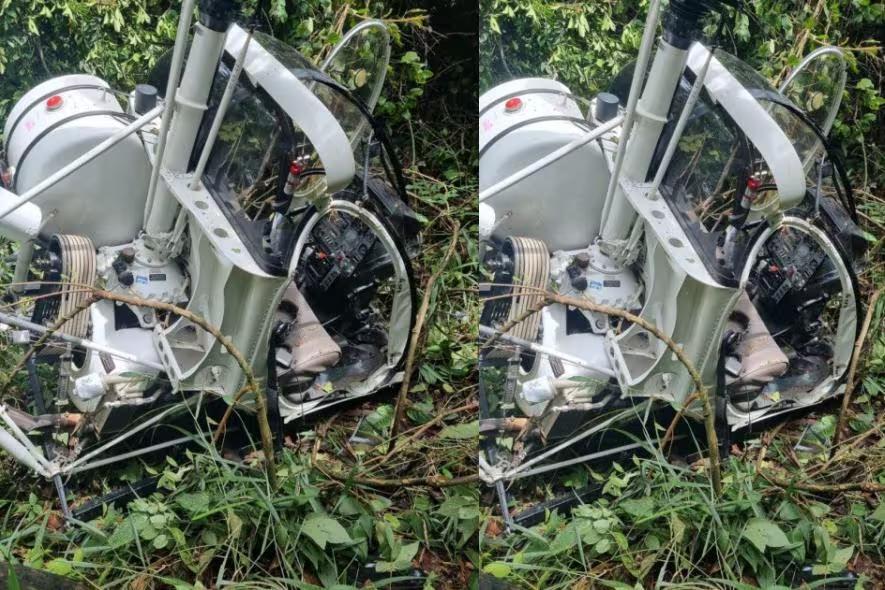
[46,95,63,111]
[504,97,523,112]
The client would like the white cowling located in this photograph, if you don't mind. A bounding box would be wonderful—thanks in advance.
[4,74,151,246]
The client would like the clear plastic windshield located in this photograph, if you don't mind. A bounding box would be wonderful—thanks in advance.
[715,50,823,169]
[779,48,846,137]
[247,30,389,198]
[655,49,825,282]
[252,31,368,145]
[195,32,393,274]
[320,20,391,113]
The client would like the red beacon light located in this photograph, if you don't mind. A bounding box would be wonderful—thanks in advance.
[504,97,523,113]
[746,177,762,191]
[45,95,64,111]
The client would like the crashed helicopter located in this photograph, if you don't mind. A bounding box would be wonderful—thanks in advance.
[479,0,867,523]
[0,0,418,515]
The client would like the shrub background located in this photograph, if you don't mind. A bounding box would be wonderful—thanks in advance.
[480,0,883,190]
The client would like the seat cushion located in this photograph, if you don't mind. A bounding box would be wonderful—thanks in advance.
[276,284,341,376]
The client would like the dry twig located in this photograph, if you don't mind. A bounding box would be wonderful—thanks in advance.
[833,288,883,450]
[387,221,461,453]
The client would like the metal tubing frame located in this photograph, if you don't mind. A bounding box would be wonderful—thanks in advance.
[0,311,164,371]
[598,0,663,227]
[61,400,190,473]
[0,398,196,479]
[67,434,200,474]
[508,441,648,481]
[479,324,616,378]
[11,241,35,289]
[147,22,229,233]
[478,114,624,204]
[144,0,197,224]
[189,28,253,189]
[500,401,651,481]
[0,424,51,477]
[649,48,715,192]
[0,405,54,473]
[0,104,164,222]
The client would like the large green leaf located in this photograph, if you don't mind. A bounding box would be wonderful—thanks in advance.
[742,518,790,552]
[375,541,420,573]
[439,421,479,439]
[301,514,353,550]
[483,562,512,578]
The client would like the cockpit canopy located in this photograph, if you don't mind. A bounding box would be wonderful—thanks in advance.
[647,44,847,283]
[191,22,392,274]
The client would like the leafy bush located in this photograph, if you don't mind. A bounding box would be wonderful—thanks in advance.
[480,0,883,185]
[0,0,434,141]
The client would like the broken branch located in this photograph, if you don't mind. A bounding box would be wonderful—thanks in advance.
[387,221,461,454]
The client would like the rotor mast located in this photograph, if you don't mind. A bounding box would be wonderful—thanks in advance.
[600,0,720,257]
[144,0,239,236]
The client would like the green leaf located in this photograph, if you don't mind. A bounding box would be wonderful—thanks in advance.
[546,525,573,554]
[375,541,420,573]
[870,503,885,523]
[6,560,21,590]
[269,0,287,22]
[44,559,72,576]
[483,562,512,578]
[401,51,420,64]
[620,497,654,518]
[108,518,137,549]
[176,492,210,515]
[831,545,854,567]
[439,421,478,439]
[670,514,686,544]
[742,518,790,552]
[489,16,501,35]
[153,534,169,550]
[594,538,611,554]
[301,514,352,550]
[227,511,243,539]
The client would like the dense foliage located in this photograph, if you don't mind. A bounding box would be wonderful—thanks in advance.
[480,0,885,587]
[480,0,883,185]
[0,0,478,588]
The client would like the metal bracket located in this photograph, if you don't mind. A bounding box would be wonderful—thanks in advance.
[620,178,722,288]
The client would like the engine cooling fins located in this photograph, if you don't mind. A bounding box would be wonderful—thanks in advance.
[481,237,550,366]
[32,234,97,357]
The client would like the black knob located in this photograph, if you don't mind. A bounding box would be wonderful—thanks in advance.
[594,92,619,123]
[133,84,158,115]
[118,271,134,287]
[119,247,136,264]
[112,259,127,274]
[574,252,591,268]
[571,276,588,291]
